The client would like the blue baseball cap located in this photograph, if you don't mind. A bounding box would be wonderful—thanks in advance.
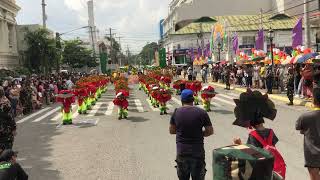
[181,89,194,102]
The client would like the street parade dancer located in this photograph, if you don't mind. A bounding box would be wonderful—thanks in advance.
[56,90,76,125]
[157,88,172,115]
[186,80,202,105]
[74,87,88,114]
[151,86,160,108]
[113,90,129,120]
[160,75,172,90]
[201,86,216,112]
[173,80,186,95]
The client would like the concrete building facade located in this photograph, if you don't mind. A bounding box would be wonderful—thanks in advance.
[0,0,20,69]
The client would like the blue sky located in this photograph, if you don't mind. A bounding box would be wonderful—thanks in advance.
[16,0,170,53]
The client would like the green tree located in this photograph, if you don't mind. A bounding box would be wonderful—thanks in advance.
[105,37,121,64]
[138,42,158,65]
[62,40,96,69]
[25,28,57,74]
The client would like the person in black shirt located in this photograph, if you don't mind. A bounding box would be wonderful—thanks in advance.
[287,67,295,106]
[0,149,28,180]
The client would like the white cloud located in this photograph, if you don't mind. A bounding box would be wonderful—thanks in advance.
[16,0,171,53]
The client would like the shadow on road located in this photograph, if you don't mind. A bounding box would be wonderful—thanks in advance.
[126,116,149,123]
[15,122,63,180]
[213,109,233,115]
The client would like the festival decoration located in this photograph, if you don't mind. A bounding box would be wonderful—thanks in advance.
[173,80,186,95]
[156,88,172,115]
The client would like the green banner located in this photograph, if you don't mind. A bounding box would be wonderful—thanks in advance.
[159,48,166,68]
[100,53,107,74]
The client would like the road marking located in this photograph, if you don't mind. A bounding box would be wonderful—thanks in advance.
[17,107,50,124]
[212,102,222,107]
[32,107,60,122]
[88,103,103,117]
[104,102,114,115]
[214,97,236,106]
[171,97,182,105]
[217,94,234,100]
[134,99,144,112]
[146,99,160,111]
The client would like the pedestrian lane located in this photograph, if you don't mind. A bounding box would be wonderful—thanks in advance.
[16,92,284,125]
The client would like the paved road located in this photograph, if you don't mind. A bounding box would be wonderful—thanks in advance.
[13,84,310,180]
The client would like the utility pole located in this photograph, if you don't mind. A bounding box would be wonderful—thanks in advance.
[304,0,311,48]
[118,36,123,67]
[89,26,96,62]
[42,0,47,28]
[109,28,113,64]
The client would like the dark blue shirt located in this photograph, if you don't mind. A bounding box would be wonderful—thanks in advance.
[170,106,212,157]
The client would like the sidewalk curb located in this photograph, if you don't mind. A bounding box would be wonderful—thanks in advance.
[209,82,313,109]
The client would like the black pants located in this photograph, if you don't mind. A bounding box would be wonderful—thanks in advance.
[188,75,193,81]
[266,77,273,93]
[287,87,294,103]
[246,76,253,87]
[175,155,206,180]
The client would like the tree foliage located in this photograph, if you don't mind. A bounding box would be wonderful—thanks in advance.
[62,40,97,69]
[24,28,58,74]
[138,42,158,65]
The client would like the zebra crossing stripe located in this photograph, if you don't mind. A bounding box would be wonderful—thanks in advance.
[17,107,51,124]
[88,103,103,117]
[171,97,182,106]
[211,102,222,107]
[32,107,61,122]
[217,94,234,100]
[214,97,236,106]
[134,99,144,112]
[146,99,160,111]
[105,102,114,115]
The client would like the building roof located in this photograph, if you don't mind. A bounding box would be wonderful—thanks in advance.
[172,14,318,35]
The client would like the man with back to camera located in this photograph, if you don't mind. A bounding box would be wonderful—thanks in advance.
[0,149,28,180]
[170,89,213,180]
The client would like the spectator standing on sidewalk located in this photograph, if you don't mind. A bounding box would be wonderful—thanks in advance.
[0,149,28,180]
[266,65,273,94]
[278,65,286,92]
[253,64,260,88]
[260,63,266,89]
[187,66,193,81]
[236,66,243,86]
[170,89,213,180]
[286,67,295,106]
[296,88,320,180]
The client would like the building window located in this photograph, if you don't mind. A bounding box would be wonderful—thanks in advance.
[242,36,255,45]
[8,23,14,48]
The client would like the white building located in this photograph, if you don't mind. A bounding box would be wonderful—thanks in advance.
[0,0,20,69]
[16,24,54,65]
[161,0,320,66]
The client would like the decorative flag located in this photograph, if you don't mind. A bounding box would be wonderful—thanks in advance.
[214,23,224,42]
[191,48,194,61]
[232,33,239,53]
[198,47,202,57]
[206,43,210,57]
[292,18,302,48]
[209,25,214,53]
[256,29,264,50]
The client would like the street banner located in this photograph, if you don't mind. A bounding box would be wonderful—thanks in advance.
[100,53,107,74]
[256,29,264,50]
[232,33,239,53]
[292,18,302,48]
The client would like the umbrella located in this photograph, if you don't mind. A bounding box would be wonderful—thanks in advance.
[290,54,303,64]
[252,56,265,62]
[297,52,319,63]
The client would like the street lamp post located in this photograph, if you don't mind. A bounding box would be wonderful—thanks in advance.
[217,42,222,62]
[268,27,276,93]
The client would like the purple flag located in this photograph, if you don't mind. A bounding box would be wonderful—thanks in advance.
[255,29,264,50]
[206,43,210,57]
[191,48,194,61]
[198,47,202,57]
[292,18,302,48]
[232,34,238,53]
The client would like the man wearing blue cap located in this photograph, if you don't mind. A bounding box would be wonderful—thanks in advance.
[170,89,213,180]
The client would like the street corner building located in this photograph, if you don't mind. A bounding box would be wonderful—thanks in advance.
[0,0,20,69]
